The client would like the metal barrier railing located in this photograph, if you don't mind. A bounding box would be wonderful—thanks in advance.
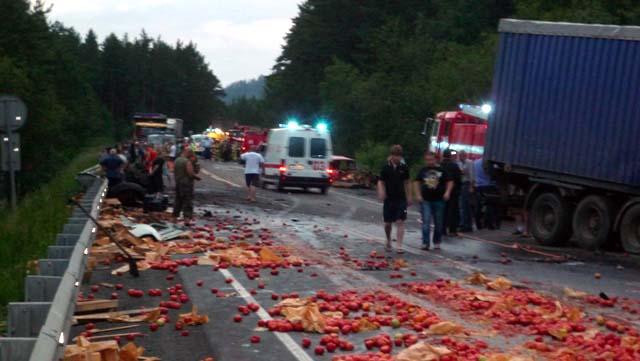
[27,178,107,360]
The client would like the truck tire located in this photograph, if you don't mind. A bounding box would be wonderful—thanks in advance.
[620,204,640,254]
[530,192,572,246]
[320,186,329,195]
[572,195,614,250]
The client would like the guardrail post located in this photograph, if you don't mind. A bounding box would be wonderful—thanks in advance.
[0,338,37,361]
[37,259,70,276]
[55,234,81,246]
[7,303,52,337]
[24,276,62,302]
[62,223,85,234]
[47,245,74,259]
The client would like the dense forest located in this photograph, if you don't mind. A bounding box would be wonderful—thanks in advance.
[240,0,640,167]
[0,0,224,196]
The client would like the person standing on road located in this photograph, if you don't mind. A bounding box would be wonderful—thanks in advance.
[173,148,201,223]
[414,151,453,250]
[377,145,411,254]
[240,145,264,202]
[149,151,166,195]
[458,150,474,232]
[472,157,500,230]
[202,136,213,161]
[100,148,124,188]
[441,149,462,237]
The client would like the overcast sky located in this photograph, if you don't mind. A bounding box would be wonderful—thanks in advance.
[48,0,303,86]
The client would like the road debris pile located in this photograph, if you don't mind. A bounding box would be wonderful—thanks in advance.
[396,273,640,360]
[64,336,159,361]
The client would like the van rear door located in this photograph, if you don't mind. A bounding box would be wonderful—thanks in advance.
[308,137,329,177]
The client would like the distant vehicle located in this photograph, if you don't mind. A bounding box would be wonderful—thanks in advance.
[241,130,268,153]
[190,134,206,155]
[262,122,333,194]
[484,19,640,253]
[147,134,176,147]
[167,118,183,138]
[329,156,379,189]
[427,110,487,160]
[205,128,227,142]
[133,113,168,140]
[329,156,356,187]
[133,113,183,141]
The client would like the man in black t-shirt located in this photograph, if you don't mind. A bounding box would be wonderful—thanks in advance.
[441,149,462,236]
[377,145,411,253]
[414,151,453,250]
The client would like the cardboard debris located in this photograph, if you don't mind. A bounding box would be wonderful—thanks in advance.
[64,336,159,361]
[277,298,326,333]
[178,306,210,326]
[73,308,160,323]
[563,287,587,298]
[426,321,464,335]
[75,299,119,314]
[466,272,491,285]
[487,276,512,291]
[395,342,452,361]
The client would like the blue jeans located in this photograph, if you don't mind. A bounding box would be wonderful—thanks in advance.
[421,200,445,247]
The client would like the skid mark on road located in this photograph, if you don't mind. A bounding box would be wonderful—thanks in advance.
[219,268,314,361]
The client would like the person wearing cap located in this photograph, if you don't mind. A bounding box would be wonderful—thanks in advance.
[441,149,462,237]
[377,145,411,253]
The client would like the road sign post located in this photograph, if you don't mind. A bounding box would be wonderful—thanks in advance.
[0,95,27,210]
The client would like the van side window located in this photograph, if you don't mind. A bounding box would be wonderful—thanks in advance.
[310,138,327,159]
[288,137,305,157]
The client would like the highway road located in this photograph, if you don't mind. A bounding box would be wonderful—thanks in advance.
[72,160,640,361]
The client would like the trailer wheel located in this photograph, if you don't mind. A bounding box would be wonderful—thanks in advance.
[620,204,640,254]
[530,192,572,246]
[572,195,614,250]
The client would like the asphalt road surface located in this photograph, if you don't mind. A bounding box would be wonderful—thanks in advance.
[73,160,640,361]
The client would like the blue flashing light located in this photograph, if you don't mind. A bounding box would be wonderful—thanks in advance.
[286,119,299,129]
[316,122,328,133]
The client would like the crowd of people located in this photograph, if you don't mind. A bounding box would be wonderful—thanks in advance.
[100,138,519,247]
[98,138,204,221]
[98,136,263,224]
[377,144,522,252]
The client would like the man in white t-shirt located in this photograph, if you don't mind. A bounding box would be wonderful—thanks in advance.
[240,146,264,202]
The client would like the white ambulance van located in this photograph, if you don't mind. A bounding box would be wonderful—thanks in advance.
[262,123,333,194]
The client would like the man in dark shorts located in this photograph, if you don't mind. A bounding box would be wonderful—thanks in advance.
[377,145,411,253]
[240,146,264,202]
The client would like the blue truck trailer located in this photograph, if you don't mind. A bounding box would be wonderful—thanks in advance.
[485,19,640,253]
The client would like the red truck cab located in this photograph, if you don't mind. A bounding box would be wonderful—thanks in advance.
[430,111,487,160]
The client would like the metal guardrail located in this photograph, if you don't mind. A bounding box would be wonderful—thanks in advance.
[28,179,106,361]
[0,165,107,361]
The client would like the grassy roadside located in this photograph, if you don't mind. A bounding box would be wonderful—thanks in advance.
[0,142,107,330]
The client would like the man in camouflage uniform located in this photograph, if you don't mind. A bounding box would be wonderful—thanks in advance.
[173,148,200,222]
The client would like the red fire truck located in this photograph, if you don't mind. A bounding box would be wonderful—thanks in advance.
[428,106,488,159]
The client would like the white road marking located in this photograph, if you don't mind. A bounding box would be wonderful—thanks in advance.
[219,268,314,361]
[201,168,242,188]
